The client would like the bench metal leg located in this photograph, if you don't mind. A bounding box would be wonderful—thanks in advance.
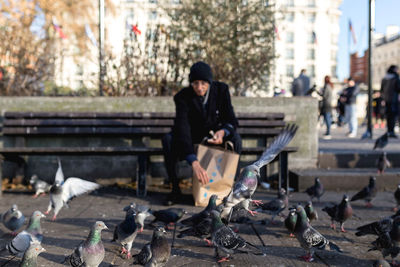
[137,155,147,197]
[0,157,2,197]
[278,151,289,193]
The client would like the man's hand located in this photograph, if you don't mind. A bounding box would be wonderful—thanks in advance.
[192,160,209,185]
[207,129,225,145]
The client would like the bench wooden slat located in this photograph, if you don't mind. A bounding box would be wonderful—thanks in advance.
[4,111,284,120]
[3,119,285,128]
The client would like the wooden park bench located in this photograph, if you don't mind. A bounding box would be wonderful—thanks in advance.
[0,111,297,197]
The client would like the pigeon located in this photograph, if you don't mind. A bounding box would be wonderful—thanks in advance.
[377,152,391,174]
[374,133,389,150]
[63,221,108,267]
[372,259,391,267]
[135,204,152,233]
[304,177,324,202]
[1,211,45,257]
[356,216,395,237]
[294,205,342,262]
[133,227,171,267]
[20,241,45,267]
[1,204,25,235]
[45,177,100,220]
[305,201,318,223]
[394,184,400,212]
[351,176,377,208]
[150,208,187,228]
[322,194,353,232]
[368,230,400,264]
[284,207,297,237]
[257,188,288,224]
[220,124,298,220]
[111,205,138,259]
[30,175,52,198]
[178,195,218,245]
[210,210,263,263]
[55,157,64,185]
[226,199,255,224]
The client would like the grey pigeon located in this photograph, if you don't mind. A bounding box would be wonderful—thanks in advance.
[1,211,45,257]
[220,125,298,220]
[305,201,318,223]
[294,205,342,262]
[322,194,353,232]
[284,207,297,237]
[374,133,389,150]
[351,176,377,208]
[257,188,288,224]
[368,230,400,264]
[377,152,391,174]
[150,208,187,228]
[304,177,324,202]
[394,184,400,212]
[135,205,151,233]
[30,175,51,198]
[63,221,108,267]
[210,210,263,263]
[45,176,100,220]
[226,199,255,224]
[133,227,170,267]
[178,195,218,245]
[1,204,25,235]
[111,205,138,259]
[20,241,45,267]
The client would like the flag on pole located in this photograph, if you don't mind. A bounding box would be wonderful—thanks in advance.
[312,31,318,45]
[85,24,97,47]
[274,25,280,40]
[349,20,357,44]
[52,18,67,39]
[132,24,141,35]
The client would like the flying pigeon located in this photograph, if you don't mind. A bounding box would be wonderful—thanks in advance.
[322,194,353,232]
[394,184,400,212]
[374,133,389,150]
[134,204,152,233]
[257,188,288,224]
[178,195,218,245]
[111,205,138,259]
[1,204,25,235]
[63,221,108,267]
[30,175,52,198]
[133,227,171,267]
[219,125,298,221]
[55,157,64,185]
[377,152,391,174]
[1,211,45,257]
[351,176,377,208]
[305,201,318,223]
[20,241,45,267]
[284,207,297,237]
[45,177,100,221]
[210,210,263,263]
[304,177,324,202]
[294,205,342,262]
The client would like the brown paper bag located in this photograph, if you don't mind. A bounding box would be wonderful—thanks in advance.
[192,143,239,207]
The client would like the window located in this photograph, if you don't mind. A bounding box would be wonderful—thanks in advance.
[307,32,316,44]
[307,0,316,7]
[286,0,294,7]
[286,48,294,59]
[286,65,294,77]
[331,50,337,61]
[331,65,337,77]
[307,65,315,77]
[286,32,294,43]
[307,49,315,60]
[286,12,294,22]
[149,0,157,3]
[149,11,157,20]
[307,13,316,23]
[261,0,269,6]
[331,34,338,45]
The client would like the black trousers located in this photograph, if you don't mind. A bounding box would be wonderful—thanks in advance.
[386,102,398,133]
[162,131,242,193]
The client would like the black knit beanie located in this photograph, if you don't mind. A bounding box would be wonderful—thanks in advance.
[189,61,213,84]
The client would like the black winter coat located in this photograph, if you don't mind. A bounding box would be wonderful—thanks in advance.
[172,81,238,157]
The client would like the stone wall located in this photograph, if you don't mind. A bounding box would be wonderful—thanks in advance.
[0,97,318,183]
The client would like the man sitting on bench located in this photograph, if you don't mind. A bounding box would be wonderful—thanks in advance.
[162,61,242,206]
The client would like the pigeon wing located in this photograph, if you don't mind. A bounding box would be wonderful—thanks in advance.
[351,186,369,202]
[61,177,100,203]
[253,124,298,169]
[55,158,64,184]
[6,231,32,256]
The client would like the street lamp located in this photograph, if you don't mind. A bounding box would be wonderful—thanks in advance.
[99,0,105,96]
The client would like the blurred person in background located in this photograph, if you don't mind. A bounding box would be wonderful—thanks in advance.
[318,76,334,139]
[380,65,400,137]
[340,77,359,138]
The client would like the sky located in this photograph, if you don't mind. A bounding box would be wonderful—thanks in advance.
[337,0,400,80]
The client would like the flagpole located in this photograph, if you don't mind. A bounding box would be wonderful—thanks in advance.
[99,0,105,96]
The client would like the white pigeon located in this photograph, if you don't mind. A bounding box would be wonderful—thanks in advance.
[45,177,100,221]
[55,158,65,185]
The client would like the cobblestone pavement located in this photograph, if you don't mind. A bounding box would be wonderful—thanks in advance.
[0,186,397,267]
